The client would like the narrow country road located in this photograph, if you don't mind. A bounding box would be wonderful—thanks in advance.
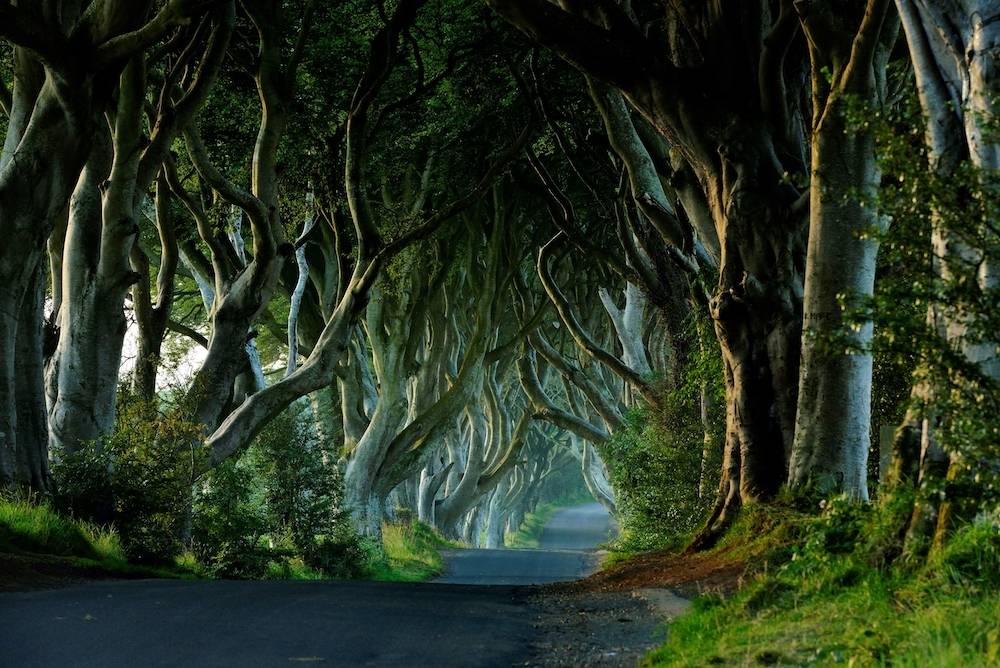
[435,502,616,585]
[0,504,618,667]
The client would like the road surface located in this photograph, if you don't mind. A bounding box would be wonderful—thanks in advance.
[0,503,616,667]
[435,502,615,585]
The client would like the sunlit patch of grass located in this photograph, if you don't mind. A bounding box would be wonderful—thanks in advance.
[1,492,198,581]
[265,557,327,580]
[79,522,126,562]
[367,520,460,582]
[0,493,99,558]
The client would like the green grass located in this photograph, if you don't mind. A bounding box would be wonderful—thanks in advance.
[1,494,460,584]
[0,494,117,560]
[265,556,327,580]
[366,520,460,582]
[0,493,198,581]
[644,500,1000,667]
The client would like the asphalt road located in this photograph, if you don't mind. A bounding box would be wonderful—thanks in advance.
[0,503,615,667]
[435,502,615,585]
[538,502,616,551]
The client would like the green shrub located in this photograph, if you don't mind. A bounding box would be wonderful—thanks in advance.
[191,405,369,580]
[192,460,270,578]
[925,510,1000,590]
[600,408,716,552]
[251,407,344,556]
[599,313,724,553]
[52,397,204,564]
[301,524,373,579]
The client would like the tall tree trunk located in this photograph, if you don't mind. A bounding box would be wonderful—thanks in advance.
[789,0,894,499]
[14,266,52,491]
[894,0,1000,552]
[0,81,93,486]
[789,116,881,499]
[46,90,139,457]
[697,156,803,545]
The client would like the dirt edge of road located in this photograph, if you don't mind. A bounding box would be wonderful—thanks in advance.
[521,547,747,667]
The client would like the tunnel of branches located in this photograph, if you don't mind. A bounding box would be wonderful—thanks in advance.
[1,0,996,561]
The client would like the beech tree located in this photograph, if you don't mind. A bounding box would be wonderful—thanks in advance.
[890,0,1000,552]
[487,0,812,541]
[0,0,220,488]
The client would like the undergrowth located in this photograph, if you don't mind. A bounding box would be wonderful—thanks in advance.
[0,493,196,580]
[367,520,460,582]
[645,495,1000,667]
[1,493,456,584]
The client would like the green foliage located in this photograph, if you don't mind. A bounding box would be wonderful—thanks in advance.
[52,397,204,564]
[192,405,371,580]
[192,461,270,578]
[646,500,1000,667]
[600,315,724,553]
[48,397,379,580]
[840,88,1000,507]
[253,408,344,552]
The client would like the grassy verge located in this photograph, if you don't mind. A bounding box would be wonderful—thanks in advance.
[2,494,460,585]
[644,499,1000,667]
[506,503,561,549]
[0,494,197,582]
[366,520,460,582]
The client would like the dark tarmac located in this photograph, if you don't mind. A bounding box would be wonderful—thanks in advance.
[0,503,616,667]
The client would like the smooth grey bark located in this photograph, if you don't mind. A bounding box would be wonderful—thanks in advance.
[46,60,144,456]
[894,0,1000,548]
[788,0,896,500]
[286,194,317,377]
[0,75,94,487]
[132,177,179,399]
[580,440,616,515]
[434,404,530,537]
[14,265,51,490]
[343,291,411,535]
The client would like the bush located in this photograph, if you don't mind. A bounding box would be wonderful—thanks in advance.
[52,397,203,564]
[598,313,724,553]
[192,460,270,578]
[51,399,375,581]
[191,405,369,579]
